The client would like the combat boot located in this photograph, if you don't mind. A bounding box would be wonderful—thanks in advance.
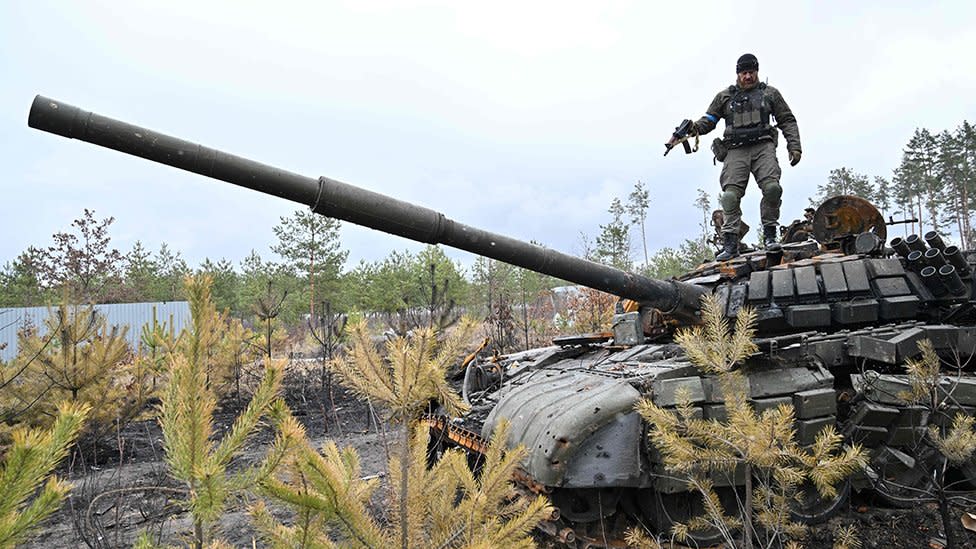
[763,225,782,251]
[715,232,740,261]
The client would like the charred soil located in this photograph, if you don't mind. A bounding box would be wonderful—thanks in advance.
[21,367,976,549]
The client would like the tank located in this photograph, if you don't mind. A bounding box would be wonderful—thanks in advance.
[28,95,976,547]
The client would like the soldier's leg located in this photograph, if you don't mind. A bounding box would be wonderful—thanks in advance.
[719,185,746,234]
[752,141,783,228]
[719,147,752,235]
[715,148,751,260]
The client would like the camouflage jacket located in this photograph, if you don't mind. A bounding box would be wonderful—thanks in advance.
[693,83,801,152]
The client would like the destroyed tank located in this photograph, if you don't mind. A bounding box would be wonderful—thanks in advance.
[28,95,976,547]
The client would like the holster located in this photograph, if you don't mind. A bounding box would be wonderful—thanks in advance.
[711,138,728,163]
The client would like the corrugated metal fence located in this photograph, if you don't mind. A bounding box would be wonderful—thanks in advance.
[0,301,191,362]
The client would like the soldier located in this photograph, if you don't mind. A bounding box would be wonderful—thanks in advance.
[669,53,802,261]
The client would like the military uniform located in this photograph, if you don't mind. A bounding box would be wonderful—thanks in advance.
[693,54,801,260]
[694,81,801,237]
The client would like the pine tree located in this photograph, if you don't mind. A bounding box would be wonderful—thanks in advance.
[0,402,88,549]
[873,176,892,217]
[511,253,560,351]
[935,130,969,247]
[641,239,713,279]
[694,188,713,247]
[348,250,413,314]
[271,209,348,321]
[634,295,866,548]
[7,295,149,435]
[898,128,943,234]
[404,246,466,334]
[471,257,519,353]
[251,278,289,359]
[892,164,920,235]
[159,275,296,548]
[139,308,180,392]
[958,121,976,245]
[0,247,48,307]
[810,167,876,207]
[252,319,552,548]
[123,240,159,302]
[153,243,191,302]
[894,340,976,549]
[238,249,290,333]
[197,257,240,314]
[594,198,632,270]
[627,181,650,267]
[559,287,615,333]
[350,247,467,338]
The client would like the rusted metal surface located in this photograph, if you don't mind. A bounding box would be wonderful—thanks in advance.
[812,195,887,246]
[460,337,490,371]
[421,414,489,455]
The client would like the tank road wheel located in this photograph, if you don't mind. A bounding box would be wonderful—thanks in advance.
[789,479,850,524]
[549,488,621,523]
[639,488,741,546]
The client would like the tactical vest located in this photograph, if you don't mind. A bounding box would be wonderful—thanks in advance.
[724,83,773,147]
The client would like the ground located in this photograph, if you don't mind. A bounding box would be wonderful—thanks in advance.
[21,365,976,549]
[25,367,387,549]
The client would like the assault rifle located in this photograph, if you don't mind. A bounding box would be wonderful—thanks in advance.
[664,119,696,157]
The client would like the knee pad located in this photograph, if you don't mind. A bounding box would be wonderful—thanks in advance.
[720,189,741,211]
[762,181,783,201]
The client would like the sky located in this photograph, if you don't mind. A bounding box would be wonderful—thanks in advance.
[2,1,975,275]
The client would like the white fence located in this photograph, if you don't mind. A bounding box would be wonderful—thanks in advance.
[0,301,191,362]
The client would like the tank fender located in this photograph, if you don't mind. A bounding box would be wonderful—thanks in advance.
[483,371,642,487]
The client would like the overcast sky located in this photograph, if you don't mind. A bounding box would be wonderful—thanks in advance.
[2,1,975,275]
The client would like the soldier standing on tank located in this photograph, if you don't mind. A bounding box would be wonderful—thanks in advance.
[668,53,802,261]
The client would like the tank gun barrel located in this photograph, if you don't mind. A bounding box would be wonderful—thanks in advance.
[27,95,704,321]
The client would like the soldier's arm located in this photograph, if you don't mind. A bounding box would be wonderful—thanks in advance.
[769,87,801,152]
[692,91,727,135]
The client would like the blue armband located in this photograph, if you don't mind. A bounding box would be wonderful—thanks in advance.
[704,113,718,123]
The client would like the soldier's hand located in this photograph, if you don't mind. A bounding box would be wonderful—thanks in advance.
[789,149,802,166]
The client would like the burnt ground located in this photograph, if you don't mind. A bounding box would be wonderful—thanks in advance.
[803,496,976,549]
[21,366,976,549]
[25,367,390,549]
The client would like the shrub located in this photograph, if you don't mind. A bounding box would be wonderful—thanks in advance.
[0,402,89,548]
[3,297,151,438]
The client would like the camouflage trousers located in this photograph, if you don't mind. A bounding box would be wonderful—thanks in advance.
[719,140,782,235]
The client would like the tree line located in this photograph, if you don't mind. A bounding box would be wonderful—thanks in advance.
[810,120,976,246]
[0,190,718,353]
[0,208,565,353]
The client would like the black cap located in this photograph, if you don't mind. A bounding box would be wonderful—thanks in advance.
[736,53,758,73]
